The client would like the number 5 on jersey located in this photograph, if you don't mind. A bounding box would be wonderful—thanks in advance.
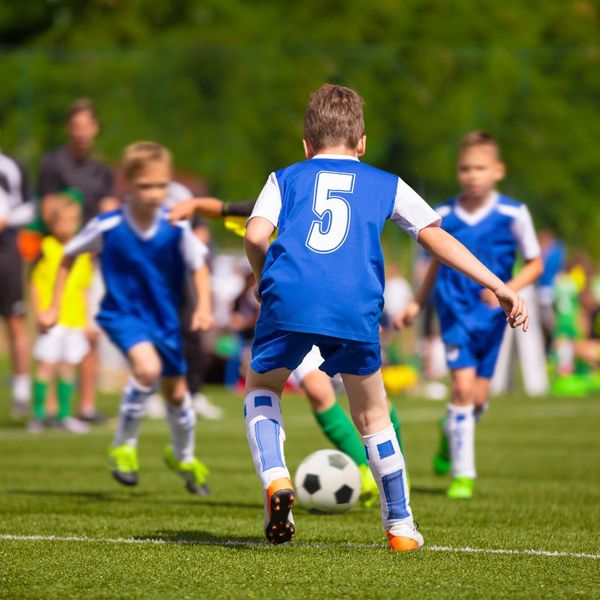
[305,171,355,254]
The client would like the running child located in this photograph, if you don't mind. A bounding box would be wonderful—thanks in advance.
[40,141,214,494]
[397,130,543,499]
[242,85,528,550]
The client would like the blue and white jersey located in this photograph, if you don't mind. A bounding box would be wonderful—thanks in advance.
[249,154,440,343]
[434,192,540,343]
[64,206,208,336]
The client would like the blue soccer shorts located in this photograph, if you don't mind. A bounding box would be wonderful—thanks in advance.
[250,322,381,378]
[97,315,187,377]
[443,319,507,379]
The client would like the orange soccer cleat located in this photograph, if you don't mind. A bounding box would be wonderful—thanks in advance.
[264,477,296,545]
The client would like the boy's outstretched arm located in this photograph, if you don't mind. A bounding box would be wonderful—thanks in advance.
[416,224,529,331]
[480,256,543,307]
[169,197,225,222]
[245,216,275,299]
[37,255,75,332]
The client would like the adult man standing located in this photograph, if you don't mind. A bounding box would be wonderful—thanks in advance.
[0,150,35,416]
[38,98,116,422]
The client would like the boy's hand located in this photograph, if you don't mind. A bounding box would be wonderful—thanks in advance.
[37,307,59,333]
[494,284,529,331]
[168,199,199,223]
[394,301,421,330]
[253,285,261,304]
[191,308,214,332]
[480,288,500,308]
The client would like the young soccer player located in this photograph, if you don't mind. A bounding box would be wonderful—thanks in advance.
[39,142,214,494]
[397,131,543,500]
[242,85,528,550]
[30,193,92,433]
[169,196,398,507]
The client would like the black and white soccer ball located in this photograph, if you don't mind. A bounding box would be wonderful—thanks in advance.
[294,449,361,514]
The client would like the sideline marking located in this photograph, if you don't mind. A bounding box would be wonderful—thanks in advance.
[0,533,598,560]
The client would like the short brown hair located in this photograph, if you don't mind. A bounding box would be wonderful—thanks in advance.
[304,84,365,152]
[459,130,501,158]
[122,141,172,180]
[67,98,98,121]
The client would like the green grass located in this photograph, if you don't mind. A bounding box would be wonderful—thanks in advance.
[1,383,599,599]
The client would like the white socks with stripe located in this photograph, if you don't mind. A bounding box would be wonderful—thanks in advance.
[114,377,154,447]
[362,425,414,531]
[244,389,290,488]
[166,393,196,463]
[446,404,476,478]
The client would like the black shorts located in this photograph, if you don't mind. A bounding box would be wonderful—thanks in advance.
[0,235,25,318]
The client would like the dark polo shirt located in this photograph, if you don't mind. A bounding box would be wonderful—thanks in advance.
[38,145,114,222]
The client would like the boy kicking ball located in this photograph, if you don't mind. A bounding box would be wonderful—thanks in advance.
[40,141,214,494]
[243,85,529,550]
[397,131,543,500]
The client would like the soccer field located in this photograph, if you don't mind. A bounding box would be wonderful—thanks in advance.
[1,385,599,599]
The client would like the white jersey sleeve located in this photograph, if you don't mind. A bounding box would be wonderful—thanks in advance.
[389,177,441,239]
[64,217,105,257]
[248,173,282,228]
[178,223,208,271]
[511,205,541,260]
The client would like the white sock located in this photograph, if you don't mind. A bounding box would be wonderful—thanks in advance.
[244,389,289,488]
[114,377,154,447]
[12,374,31,403]
[362,425,414,531]
[446,404,476,478]
[166,393,196,463]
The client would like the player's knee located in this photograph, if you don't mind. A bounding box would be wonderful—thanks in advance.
[133,361,161,387]
[451,381,473,406]
[304,382,335,412]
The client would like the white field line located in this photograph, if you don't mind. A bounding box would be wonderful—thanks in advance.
[0,533,598,560]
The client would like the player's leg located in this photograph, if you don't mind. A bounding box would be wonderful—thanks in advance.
[109,342,162,486]
[6,314,31,417]
[55,328,91,433]
[342,370,422,551]
[474,377,492,421]
[445,366,477,499]
[77,330,102,422]
[30,360,53,433]
[161,375,209,495]
[299,367,380,508]
[245,366,296,544]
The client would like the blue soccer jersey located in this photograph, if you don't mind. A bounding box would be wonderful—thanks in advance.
[249,154,440,343]
[434,192,540,346]
[64,206,208,373]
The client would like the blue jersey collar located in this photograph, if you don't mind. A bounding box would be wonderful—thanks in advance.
[312,153,360,161]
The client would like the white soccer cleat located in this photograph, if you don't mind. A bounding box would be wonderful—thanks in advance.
[193,393,223,420]
[386,522,424,551]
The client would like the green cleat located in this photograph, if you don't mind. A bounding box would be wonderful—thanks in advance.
[447,476,475,500]
[358,464,380,508]
[164,445,210,495]
[433,416,451,476]
[108,444,139,486]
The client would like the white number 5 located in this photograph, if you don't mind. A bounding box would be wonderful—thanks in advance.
[305,171,354,254]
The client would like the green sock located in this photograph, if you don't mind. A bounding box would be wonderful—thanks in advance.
[389,404,404,453]
[314,401,367,466]
[33,379,48,421]
[57,379,74,421]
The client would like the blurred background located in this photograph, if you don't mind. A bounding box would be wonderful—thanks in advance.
[1,0,599,252]
[0,0,599,424]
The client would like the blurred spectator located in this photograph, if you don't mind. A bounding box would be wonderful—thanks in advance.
[38,98,117,422]
[538,229,566,346]
[0,149,35,416]
[29,193,91,433]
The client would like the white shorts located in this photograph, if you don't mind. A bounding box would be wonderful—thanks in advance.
[289,345,325,386]
[34,325,90,365]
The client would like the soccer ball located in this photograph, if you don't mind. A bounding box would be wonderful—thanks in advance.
[294,449,361,514]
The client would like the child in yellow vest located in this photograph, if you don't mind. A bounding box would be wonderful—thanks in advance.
[29,193,93,432]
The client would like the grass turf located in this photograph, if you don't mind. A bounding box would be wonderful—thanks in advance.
[0,384,599,599]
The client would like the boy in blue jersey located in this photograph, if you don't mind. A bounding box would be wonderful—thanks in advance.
[397,131,543,500]
[40,142,214,494]
[243,85,529,550]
